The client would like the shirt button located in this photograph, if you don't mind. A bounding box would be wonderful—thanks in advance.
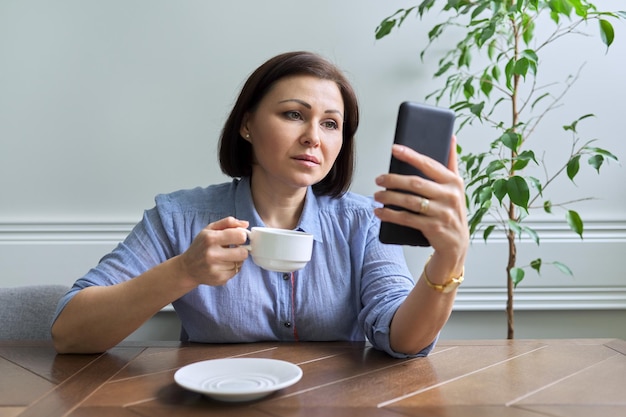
[283,321,292,328]
[283,273,290,281]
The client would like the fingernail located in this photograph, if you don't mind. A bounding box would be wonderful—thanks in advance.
[375,175,383,185]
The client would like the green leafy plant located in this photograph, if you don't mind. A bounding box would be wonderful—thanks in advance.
[376,0,623,338]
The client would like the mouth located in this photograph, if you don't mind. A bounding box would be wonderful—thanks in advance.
[293,154,320,165]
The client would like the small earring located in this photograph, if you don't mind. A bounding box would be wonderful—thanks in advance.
[245,133,250,139]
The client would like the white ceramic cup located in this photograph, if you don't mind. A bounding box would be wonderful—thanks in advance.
[242,227,313,272]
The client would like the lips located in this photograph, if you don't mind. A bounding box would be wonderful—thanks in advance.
[293,154,320,165]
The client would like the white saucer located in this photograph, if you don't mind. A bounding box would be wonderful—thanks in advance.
[174,358,303,402]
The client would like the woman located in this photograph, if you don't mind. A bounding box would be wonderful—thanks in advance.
[51,51,469,357]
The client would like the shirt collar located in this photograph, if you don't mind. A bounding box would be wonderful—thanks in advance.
[234,177,323,243]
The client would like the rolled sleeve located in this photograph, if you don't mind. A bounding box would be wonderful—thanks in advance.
[358,217,436,359]
[52,206,174,325]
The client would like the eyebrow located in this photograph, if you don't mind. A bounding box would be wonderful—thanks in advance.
[278,99,343,118]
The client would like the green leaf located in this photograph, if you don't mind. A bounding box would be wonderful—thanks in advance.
[487,40,497,60]
[512,158,530,171]
[600,19,615,48]
[507,176,530,209]
[486,160,506,176]
[470,101,485,118]
[471,1,490,19]
[428,23,445,41]
[567,155,581,181]
[513,57,530,78]
[491,65,501,81]
[549,0,573,16]
[480,72,493,96]
[469,206,488,236]
[505,57,515,90]
[508,219,522,235]
[550,10,560,24]
[544,200,552,213]
[510,267,525,288]
[564,113,594,132]
[483,224,496,241]
[512,150,537,171]
[588,154,604,173]
[530,258,542,274]
[375,19,397,40]
[531,92,550,109]
[570,0,589,18]
[528,176,543,196]
[464,154,476,172]
[501,131,521,151]
[477,185,493,205]
[520,49,538,74]
[434,61,454,77]
[553,261,574,276]
[478,21,496,46]
[522,225,540,245]
[463,78,475,99]
[493,178,508,203]
[566,210,584,238]
[458,46,471,68]
[521,14,535,45]
[584,146,618,161]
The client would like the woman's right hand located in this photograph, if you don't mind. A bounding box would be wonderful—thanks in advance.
[177,216,250,287]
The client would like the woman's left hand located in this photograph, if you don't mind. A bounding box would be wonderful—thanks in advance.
[373,136,469,259]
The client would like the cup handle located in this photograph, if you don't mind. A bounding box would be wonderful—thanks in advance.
[239,228,252,251]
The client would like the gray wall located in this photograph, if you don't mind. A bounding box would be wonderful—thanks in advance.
[1,0,625,341]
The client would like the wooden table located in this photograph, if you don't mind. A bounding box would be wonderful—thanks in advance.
[1,338,625,417]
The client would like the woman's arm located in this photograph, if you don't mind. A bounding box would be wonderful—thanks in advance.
[374,138,469,355]
[52,217,250,353]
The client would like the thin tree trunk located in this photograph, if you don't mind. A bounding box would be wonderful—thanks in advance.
[506,226,516,339]
[506,12,520,340]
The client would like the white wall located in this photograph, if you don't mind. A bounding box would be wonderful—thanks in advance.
[1,0,625,339]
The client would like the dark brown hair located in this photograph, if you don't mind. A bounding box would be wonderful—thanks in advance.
[218,51,359,197]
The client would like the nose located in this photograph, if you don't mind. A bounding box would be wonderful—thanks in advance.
[300,123,321,147]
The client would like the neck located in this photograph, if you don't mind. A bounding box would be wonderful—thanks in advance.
[249,176,307,230]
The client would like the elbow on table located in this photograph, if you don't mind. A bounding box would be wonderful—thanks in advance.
[389,333,437,358]
[51,323,109,354]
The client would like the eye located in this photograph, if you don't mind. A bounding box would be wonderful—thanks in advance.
[322,119,340,130]
[284,111,303,120]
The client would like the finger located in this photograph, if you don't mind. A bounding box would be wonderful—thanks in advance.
[374,205,430,231]
[375,171,436,203]
[193,226,248,254]
[390,144,453,183]
[447,135,459,175]
[374,189,434,216]
[205,243,249,269]
[206,216,249,232]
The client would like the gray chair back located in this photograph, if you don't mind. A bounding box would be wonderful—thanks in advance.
[0,284,69,340]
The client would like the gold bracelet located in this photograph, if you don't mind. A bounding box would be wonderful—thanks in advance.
[422,255,464,293]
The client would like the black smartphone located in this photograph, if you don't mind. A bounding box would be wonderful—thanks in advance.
[378,101,455,246]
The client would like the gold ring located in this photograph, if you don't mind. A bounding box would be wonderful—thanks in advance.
[419,197,430,214]
[234,262,240,273]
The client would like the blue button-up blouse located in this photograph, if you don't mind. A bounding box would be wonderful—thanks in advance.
[53,177,434,358]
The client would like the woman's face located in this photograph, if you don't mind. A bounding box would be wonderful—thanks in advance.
[240,75,344,194]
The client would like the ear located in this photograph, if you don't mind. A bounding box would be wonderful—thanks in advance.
[239,113,251,142]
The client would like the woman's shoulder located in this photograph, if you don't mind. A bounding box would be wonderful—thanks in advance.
[154,181,237,212]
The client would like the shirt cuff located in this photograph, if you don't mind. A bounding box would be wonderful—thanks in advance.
[370,307,438,358]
